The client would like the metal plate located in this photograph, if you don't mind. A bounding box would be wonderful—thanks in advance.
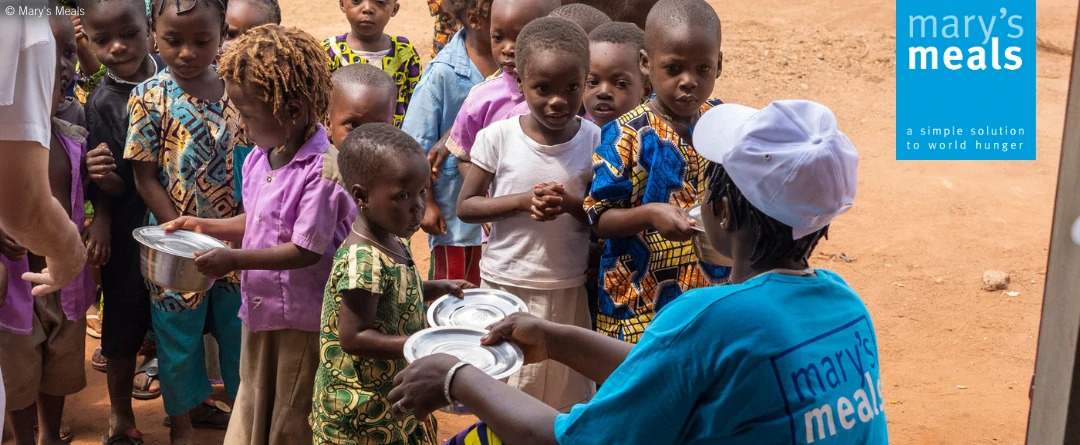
[132,227,228,259]
[687,205,706,232]
[427,288,529,329]
[404,327,524,380]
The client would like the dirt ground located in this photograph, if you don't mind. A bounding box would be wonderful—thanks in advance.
[11,0,1076,443]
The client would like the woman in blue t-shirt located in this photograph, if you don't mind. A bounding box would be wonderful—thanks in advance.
[388,100,890,445]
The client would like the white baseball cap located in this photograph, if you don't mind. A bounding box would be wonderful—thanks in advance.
[692,100,858,240]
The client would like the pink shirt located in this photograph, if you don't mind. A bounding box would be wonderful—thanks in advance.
[0,119,94,334]
[446,72,523,157]
[239,125,356,332]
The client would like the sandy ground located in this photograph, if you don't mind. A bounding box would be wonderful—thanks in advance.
[7,0,1076,443]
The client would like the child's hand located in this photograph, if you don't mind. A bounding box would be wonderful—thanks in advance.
[423,279,476,302]
[530,183,564,221]
[163,216,203,233]
[87,143,117,182]
[0,227,27,261]
[72,16,88,48]
[650,203,696,242]
[421,204,446,236]
[83,216,112,267]
[192,248,237,279]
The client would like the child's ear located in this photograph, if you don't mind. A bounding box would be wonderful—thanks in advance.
[465,10,481,30]
[391,1,400,16]
[639,49,650,78]
[641,78,653,104]
[516,74,524,93]
[339,0,346,12]
[285,99,306,124]
[716,49,723,79]
[351,184,369,208]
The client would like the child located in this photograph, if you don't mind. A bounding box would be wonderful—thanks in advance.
[328,64,398,147]
[160,25,355,445]
[81,0,166,441]
[402,0,495,287]
[323,0,422,128]
[584,0,729,344]
[428,0,462,56]
[309,123,473,445]
[584,21,649,128]
[443,0,560,164]
[550,3,611,34]
[124,0,247,443]
[221,0,281,55]
[0,14,100,445]
[456,17,597,412]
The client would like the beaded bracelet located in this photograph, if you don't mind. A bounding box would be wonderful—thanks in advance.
[444,362,470,405]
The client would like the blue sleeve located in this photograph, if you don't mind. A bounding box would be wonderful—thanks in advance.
[401,64,448,153]
[584,122,635,224]
[553,300,707,445]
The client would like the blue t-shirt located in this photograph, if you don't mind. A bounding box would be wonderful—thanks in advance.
[554,269,889,445]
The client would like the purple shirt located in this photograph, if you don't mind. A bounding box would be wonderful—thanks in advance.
[0,119,94,334]
[446,72,524,157]
[239,125,356,332]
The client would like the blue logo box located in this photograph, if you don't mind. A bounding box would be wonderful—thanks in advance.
[896,0,1035,160]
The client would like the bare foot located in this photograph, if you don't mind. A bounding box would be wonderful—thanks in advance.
[168,415,195,445]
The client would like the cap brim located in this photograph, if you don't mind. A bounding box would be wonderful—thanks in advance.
[692,104,760,164]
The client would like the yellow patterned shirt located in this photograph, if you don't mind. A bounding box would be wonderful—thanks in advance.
[583,100,732,343]
[310,242,437,445]
[123,69,249,309]
[427,0,461,58]
[322,34,424,128]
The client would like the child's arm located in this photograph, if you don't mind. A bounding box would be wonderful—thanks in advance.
[338,288,409,360]
[193,243,321,279]
[593,204,695,241]
[456,166,532,224]
[86,143,125,197]
[421,185,446,235]
[131,161,180,223]
[163,215,246,243]
[84,184,112,267]
[422,279,475,302]
[72,16,102,78]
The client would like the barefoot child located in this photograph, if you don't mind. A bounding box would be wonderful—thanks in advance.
[310,123,474,445]
[221,0,281,55]
[402,0,496,287]
[125,0,248,442]
[81,0,165,440]
[328,64,398,147]
[323,0,422,127]
[585,0,730,344]
[456,17,598,411]
[161,25,355,445]
[0,15,99,445]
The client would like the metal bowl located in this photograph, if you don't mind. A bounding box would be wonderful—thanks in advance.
[133,227,229,293]
[404,326,524,415]
[427,288,529,330]
[687,205,734,267]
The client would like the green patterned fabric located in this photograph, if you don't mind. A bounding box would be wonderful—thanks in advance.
[310,242,437,445]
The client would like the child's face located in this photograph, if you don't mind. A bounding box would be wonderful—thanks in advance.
[222,2,271,56]
[340,0,398,40]
[489,0,548,78]
[586,42,647,127]
[642,25,721,118]
[328,85,396,147]
[82,3,152,78]
[354,154,430,238]
[155,2,224,80]
[50,16,77,96]
[225,81,289,149]
[519,49,587,132]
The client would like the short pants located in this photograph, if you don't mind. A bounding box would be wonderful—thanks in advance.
[0,291,87,410]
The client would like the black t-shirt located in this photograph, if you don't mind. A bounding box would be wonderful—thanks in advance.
[85,56,164,290]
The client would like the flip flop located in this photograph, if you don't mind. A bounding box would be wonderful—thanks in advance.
[86,313,102,339]
[101,428,144,445]
[92,345,107,373]
[132,357,160,400]
[162,399,231,430]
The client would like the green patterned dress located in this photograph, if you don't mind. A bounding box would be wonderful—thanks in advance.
[310,242,437,445]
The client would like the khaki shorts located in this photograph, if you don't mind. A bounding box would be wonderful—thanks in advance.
[0,291,87,410]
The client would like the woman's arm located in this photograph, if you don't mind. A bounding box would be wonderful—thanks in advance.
[455,166,531,224]
[131,160,179,223]
[337,288,409,360]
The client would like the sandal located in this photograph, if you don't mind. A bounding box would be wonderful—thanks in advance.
[86,313,102,339]
[132,357,161,400]
[101,428,144,445]
[92,345,107,373]
[162,399,231,430]
[33,421,73,442]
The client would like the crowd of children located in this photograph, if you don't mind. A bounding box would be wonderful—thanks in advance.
[0,0,885,443]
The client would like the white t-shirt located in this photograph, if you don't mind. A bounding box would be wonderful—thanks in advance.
[0,12,56,148]
[471,117,600,290]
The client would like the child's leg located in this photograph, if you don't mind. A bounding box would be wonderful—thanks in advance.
[100,257,155,438]
[149,289,213,443]
[35,291,87,445]
[224,327,318,445]
[206,282,242,402]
